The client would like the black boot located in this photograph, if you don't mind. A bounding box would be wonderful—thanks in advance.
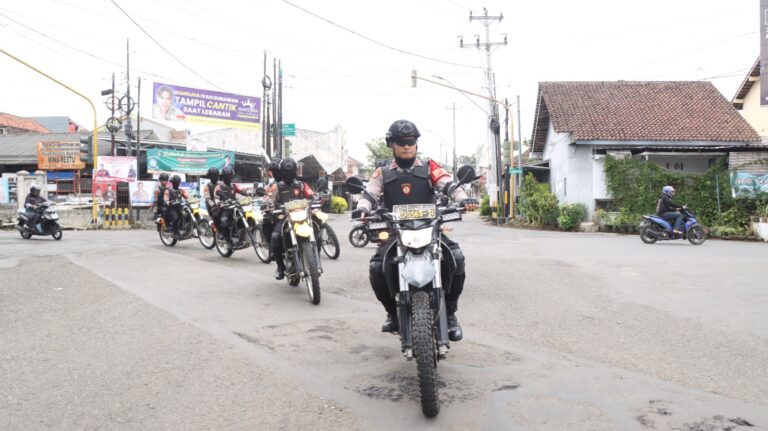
[275,260,286,280]
[446,301,463,341]
[381,312,398,333]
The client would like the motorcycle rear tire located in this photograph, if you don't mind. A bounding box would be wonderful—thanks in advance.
[196,219,215,249]
[688,225,707,245]
[413,290,440,417]
[215,234,234,257]
[300,241,321,305]
[159,225,177,247]
[639,224,657,244]
[348,225,370,248]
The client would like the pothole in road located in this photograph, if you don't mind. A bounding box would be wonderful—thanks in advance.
[635,400,755,431]
[680,416,754,431]
[350,368,496,405]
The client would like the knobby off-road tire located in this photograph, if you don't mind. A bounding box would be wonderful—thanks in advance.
[348,225,369,248]
[300,241,321,305]
[319,224,340,259]
[412,290,440,417]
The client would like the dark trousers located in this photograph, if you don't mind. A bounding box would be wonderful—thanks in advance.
[662,211,683,231]
[168,205,182,235]
[262,219,275,252]
[369,236,466,315]
[26,210,41,230]
[219,209,236,240]
[270,220,287,271]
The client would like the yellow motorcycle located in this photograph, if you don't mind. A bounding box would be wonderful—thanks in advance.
[213,197,262,258]
[277,198,323,305]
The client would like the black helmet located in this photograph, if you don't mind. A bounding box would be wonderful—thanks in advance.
[206,167,219,182]
[30,184,41,194]
[280,158,297,183]
[170,175,181,188]
[385,119,420,144]
[268,158,283,182]
[159,172,170,181]
[221,165,234,184]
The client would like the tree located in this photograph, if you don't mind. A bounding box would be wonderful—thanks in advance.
[365,138,391,168]
[456,154,477,168]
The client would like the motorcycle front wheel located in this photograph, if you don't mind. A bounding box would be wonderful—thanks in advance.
[50,223,63,241]
[348,225,369,248]
[688,225,707,245]
[318,224,340,259]
[412,290,440,417]
[215,232,234,257]
[300,241,321,305]
[196,219,215,249]
[253,227,271,263]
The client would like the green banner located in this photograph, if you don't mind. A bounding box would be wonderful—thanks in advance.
[730,171,768,197]
[146,149,234,175]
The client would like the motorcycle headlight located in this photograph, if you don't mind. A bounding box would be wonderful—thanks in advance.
[399,227,433,249]
[189,202,199,209]
[289,209,308,222]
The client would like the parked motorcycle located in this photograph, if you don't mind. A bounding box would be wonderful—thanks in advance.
[345,165,475,417]
[348,216,391,248]
[639,206,707,245]
[275,198,323,305]
[15,202,62,240]
[158,197,214,248]
[213,197,262,258]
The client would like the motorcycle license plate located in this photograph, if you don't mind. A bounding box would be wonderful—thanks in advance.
[392,204,436,220]
[368,222,387,229]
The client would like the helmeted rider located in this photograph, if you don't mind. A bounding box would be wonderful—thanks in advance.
[163,175,189,239]
[204,167,221,230]
[656,185,684,235]
[214,165,248,245]
[24,184,47,232]
[351,119,478,341]
[265,157,315,280]
[260,159,283,258]
[153,173,171,229]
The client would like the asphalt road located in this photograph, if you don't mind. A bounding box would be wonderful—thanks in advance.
[1,214,766,430]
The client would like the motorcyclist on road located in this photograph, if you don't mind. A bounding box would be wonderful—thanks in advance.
[204,167,221,230]
[260,159,283,259]
[265,157,315,280]
[351,119,478,341]
[153,173,171,229]
[24,184,47,232]
[164,175,189,239]
[214,166,248,245]
[656,185,684,235]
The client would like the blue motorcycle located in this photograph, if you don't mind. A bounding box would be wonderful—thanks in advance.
[639,207,706,245]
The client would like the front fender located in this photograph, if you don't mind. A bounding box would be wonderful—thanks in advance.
[294,221,313,238]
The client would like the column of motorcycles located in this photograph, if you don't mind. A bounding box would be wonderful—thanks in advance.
[154,185,340,306]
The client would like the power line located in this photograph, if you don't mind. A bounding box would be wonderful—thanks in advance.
[281,0,481,70]
[108,0,226,91]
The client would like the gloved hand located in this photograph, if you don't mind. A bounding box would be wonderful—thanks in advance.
[351,208,369,220]
[460,199,479,212]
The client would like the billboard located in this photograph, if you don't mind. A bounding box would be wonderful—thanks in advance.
[129,180,154,207]
[147,149,234,175]
[730,171,768,197]
[152,82,261,129]
[92,180,118,206]
[37,141,85,170]
[94,156,138,183]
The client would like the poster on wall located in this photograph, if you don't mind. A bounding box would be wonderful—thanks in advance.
[0,177,9,204]
[146,149,233,175]
[92,180,118,207]
[94,156,138,182]
[152,82,260,130]
[730,171,768,197]
[129,180,154,207]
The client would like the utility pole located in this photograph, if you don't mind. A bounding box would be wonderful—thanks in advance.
[272,58,278,157]
[460,7,507,224]
[125,39,133,157]
[447,102,462,177]
[516,94,523,199]
[277,60,283,157]
[262,51,272,158]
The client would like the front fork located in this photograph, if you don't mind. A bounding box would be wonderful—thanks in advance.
[288,224,324,276]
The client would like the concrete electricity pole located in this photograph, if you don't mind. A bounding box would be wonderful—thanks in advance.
[447,103,462,177]
[460,7,507,223]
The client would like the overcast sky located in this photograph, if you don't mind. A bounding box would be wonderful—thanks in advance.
[0,0,759,162]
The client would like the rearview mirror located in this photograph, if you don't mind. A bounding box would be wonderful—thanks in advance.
[456,165,476,185]
[345,176,365,194]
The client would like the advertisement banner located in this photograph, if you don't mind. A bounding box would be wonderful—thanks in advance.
[129,180,154,207]
[94,156,138,183]
[730,171,768,197]
[147,149,234,175]
[0,177,8,204]
[92,180,118,207]
[152,82,260,129]
[37,141,85,170]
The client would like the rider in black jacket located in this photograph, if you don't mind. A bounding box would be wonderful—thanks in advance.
[24,184,47,232]
[164,175,188,239]
[656,185,684,234]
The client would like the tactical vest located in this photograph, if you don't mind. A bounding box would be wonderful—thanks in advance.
[382,163,434,210]
[217,182,236,201]
[276,181,305,204]
[168,188,183,205]
[156,185,168,207]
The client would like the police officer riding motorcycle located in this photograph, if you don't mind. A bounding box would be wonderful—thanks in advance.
[153,173,170,229]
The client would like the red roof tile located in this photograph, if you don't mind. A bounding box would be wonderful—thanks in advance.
[532,81,760,153]
[0,113,50,133]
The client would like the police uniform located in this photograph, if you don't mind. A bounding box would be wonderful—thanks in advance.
[266,180,314,272]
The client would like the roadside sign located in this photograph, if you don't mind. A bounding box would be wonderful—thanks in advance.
[508,167,523,174]
[282,123,296,137]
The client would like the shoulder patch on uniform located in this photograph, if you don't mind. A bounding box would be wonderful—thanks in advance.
[371,168,382,179]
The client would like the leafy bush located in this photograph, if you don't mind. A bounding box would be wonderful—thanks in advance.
[520,173,559,226]
[558,203,587,231]
[480,194,491,216]
[330,196,348,214]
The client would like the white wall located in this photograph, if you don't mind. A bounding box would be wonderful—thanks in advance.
[740,81,768,137]
[290,125,346,174]
[193,128,263,155]
[543,120,572,203]
[639,155,717,174]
